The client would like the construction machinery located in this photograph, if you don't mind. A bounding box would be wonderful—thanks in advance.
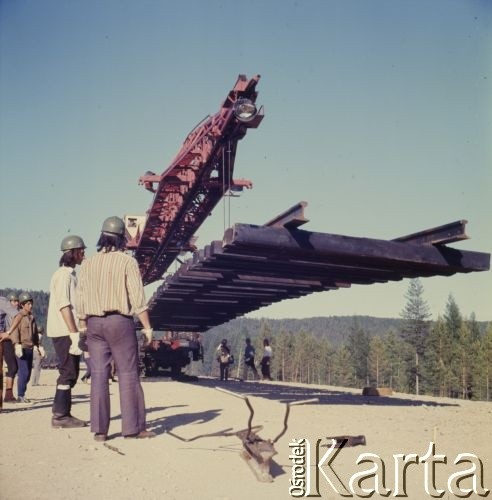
[127,74,489,375]
[139,332,203,378]
[127,74,264,375]
[125,74,263,285]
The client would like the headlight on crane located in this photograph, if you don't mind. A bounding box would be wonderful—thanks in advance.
[234,98,257,122]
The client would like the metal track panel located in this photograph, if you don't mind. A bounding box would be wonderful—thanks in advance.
[147,222,490,331]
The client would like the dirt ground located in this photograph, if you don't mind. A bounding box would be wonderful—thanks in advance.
[0,368,491,500]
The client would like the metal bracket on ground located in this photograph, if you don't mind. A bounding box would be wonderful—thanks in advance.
[216,386,318,482]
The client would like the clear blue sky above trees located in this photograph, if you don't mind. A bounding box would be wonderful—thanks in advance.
[1,0,490,320]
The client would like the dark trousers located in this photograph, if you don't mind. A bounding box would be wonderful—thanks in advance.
[242,359,259,380]
[219,362,230,380]
[260,357,272,380]
[52,336,80,387]
[87,314,146,436]
[3,340,18,378]
[17,347,33,397]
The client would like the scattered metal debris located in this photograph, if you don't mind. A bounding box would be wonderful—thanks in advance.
[322,435,366,448]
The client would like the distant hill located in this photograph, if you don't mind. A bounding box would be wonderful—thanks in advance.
[204,315,406,347]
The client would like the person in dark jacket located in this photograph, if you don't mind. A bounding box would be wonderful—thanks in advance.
[242,338,259,381]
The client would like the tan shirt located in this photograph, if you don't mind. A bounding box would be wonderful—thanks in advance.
[11,312,38,348]
[47,266,78,337]
[75,250,148,320]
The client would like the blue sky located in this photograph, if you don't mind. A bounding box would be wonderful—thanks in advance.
[1,0,491,321]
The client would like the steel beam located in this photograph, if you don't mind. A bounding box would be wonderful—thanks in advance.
[393,220,469,246]
[146,221,490,331]
[263,201,309,229]
[223,224,490,273]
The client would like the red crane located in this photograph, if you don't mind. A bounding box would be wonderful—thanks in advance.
[126,74,264,285]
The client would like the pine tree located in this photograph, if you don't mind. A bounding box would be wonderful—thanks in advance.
[484,325,492,401]
[464,314,482,398]
[381,329,410,392]
[273,329,294,381]
[467,312,482,343]
[332,346,353,387]
[423,317,454,397]
[291,330,312,383]
[318,338,336,386]
[368,336,388,387]
[456,321,473,399]
[471,324,492,401]
[400,278,431,395]
[443,295,464,397]
[346,320,370,387]
[444,294,462,341]
[303,333,321,384]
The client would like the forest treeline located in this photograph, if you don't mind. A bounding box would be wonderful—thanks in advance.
[197,281,492,402]
[2,282,491,401]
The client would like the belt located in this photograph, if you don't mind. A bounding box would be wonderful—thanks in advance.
[87,312,133,320]
[91,311,132,319]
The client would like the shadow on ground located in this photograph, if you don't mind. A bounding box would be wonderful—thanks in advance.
[178,376,459,408]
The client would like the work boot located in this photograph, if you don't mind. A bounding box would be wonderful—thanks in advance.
[52,414,88,428]
[16,396,32,404]
[124,430,156,439]
[4,389,16,402]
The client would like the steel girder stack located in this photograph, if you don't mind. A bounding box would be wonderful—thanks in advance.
[147,221,490,331]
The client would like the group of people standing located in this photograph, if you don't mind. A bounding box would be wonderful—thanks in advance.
[215,337,273,381]
[1,216,156,442]
[2,214,279,440]
[0,292,45,405]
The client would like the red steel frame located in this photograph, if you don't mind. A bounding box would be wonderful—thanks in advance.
[127,75,264,285]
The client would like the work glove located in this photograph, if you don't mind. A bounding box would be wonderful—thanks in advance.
[141,328,153,346]
[15,344,23,358]
[69,332,83,356]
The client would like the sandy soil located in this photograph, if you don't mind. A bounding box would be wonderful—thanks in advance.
[1,369,491,500]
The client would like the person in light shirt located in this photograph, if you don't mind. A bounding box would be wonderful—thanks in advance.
[76,216,155,442]
[260,338,273,381]
[47,234,87,428]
